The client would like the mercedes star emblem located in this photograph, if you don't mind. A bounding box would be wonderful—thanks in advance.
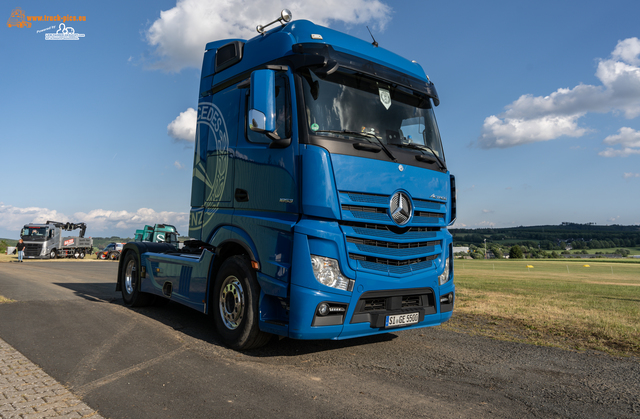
[389,191,412,225]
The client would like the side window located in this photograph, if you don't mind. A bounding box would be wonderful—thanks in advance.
[246,73,291,144]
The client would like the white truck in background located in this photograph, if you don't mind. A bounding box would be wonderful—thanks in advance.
[20,221,93,259]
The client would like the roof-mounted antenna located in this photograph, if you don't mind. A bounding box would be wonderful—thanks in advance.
[366,26,378,47]
[256,9,292,34]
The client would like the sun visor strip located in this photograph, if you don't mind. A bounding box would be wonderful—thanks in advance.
[290,43,439,106]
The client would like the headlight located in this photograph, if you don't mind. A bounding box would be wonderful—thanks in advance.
[310,255,354,291]
[438,257,451,286]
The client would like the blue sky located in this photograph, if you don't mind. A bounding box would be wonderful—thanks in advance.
[2,0,640,239]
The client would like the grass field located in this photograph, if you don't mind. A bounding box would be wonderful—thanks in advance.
[441,259,640,357]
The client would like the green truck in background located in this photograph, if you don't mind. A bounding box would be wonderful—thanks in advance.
[134,224,180,244]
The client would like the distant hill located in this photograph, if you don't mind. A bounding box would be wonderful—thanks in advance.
[0,238,18,247]
[451,224,640,247]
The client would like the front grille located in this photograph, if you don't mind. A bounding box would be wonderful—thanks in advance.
[351,254,438,274]
[362,294,423,311]
[348,237,439,250]
[346,192,388,205]
[351,288,437,327]
[339,191,447,275]
[402,295,421,308]
[413,199,442,209]
[364,299,386,311]
[24,244,42,257]
[349,254,438,266]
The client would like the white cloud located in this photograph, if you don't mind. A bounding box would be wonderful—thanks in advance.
[480,114,588,148]
[75,208,188,233]
[0,203,70,232]
[476,221,496,228]
[168,107,197,143]
[598,127,640,157]
[478,37,640,148]
[174,160,185,169]
[604,127,640,147]
[0,203,188,237]
[623,172,640,178]
[146,0,392,72]
[612,38,640,67]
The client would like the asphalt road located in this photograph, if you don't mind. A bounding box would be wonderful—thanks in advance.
[0,261,638,418]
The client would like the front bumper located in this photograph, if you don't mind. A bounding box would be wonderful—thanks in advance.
[285,224,454,340]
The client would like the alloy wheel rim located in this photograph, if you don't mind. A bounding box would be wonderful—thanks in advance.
[219,276,245,330]
[124,259,136,295]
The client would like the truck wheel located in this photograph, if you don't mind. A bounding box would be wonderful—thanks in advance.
[213,255,271,350]
[109,252,118,261]
[74,252,80,259]
[79,251,85,259]
[50,249,56,259]
[120,251,153,307]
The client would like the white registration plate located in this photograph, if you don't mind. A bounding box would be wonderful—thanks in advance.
[385,312,419,328]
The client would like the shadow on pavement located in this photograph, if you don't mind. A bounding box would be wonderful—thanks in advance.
[53,281,399,358]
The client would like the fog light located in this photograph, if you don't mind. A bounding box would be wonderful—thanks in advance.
[440,293,453,305]
[317,302,330,316]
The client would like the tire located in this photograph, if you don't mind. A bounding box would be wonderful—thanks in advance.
[74,251,80,259]
[213,255,271,350]
[49,249,56,259]
[79,251,85,259]
[120,251,154,307]
[109,252,118,261]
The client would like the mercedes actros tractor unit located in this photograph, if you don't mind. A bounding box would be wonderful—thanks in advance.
[117,10,456,350]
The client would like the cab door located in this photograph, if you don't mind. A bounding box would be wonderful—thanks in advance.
[233,70,299,281]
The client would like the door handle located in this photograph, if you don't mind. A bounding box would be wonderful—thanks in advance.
[235,188,249,202]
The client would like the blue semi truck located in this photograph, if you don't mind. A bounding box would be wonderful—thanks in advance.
[117,10,456,350]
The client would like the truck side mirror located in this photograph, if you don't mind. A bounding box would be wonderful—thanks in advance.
[249,69,276,133]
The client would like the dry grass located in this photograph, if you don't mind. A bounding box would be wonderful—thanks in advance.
[0,295,15,304]
[439,260,640,357]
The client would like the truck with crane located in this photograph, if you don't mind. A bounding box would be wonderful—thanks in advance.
[117,10,456,350]
[20,221,93,259]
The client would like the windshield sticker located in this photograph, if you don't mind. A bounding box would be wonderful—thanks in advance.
[379,88,391,110]
[311,123,319,131]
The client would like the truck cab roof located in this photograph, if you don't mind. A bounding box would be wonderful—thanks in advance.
[204,19,430,90]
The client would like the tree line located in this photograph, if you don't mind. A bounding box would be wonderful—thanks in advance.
[452,224,640,248]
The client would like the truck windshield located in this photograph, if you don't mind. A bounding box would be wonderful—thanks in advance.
[300,68,445,160]
[21,227,48,239]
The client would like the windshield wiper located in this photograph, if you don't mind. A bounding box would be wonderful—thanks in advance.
[392,142,446,170]
[314,130,397,162]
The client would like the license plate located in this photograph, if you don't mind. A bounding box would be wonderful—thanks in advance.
[385,312,419,328]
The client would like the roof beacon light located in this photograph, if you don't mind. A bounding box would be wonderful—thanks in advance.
[256,9,292,34]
